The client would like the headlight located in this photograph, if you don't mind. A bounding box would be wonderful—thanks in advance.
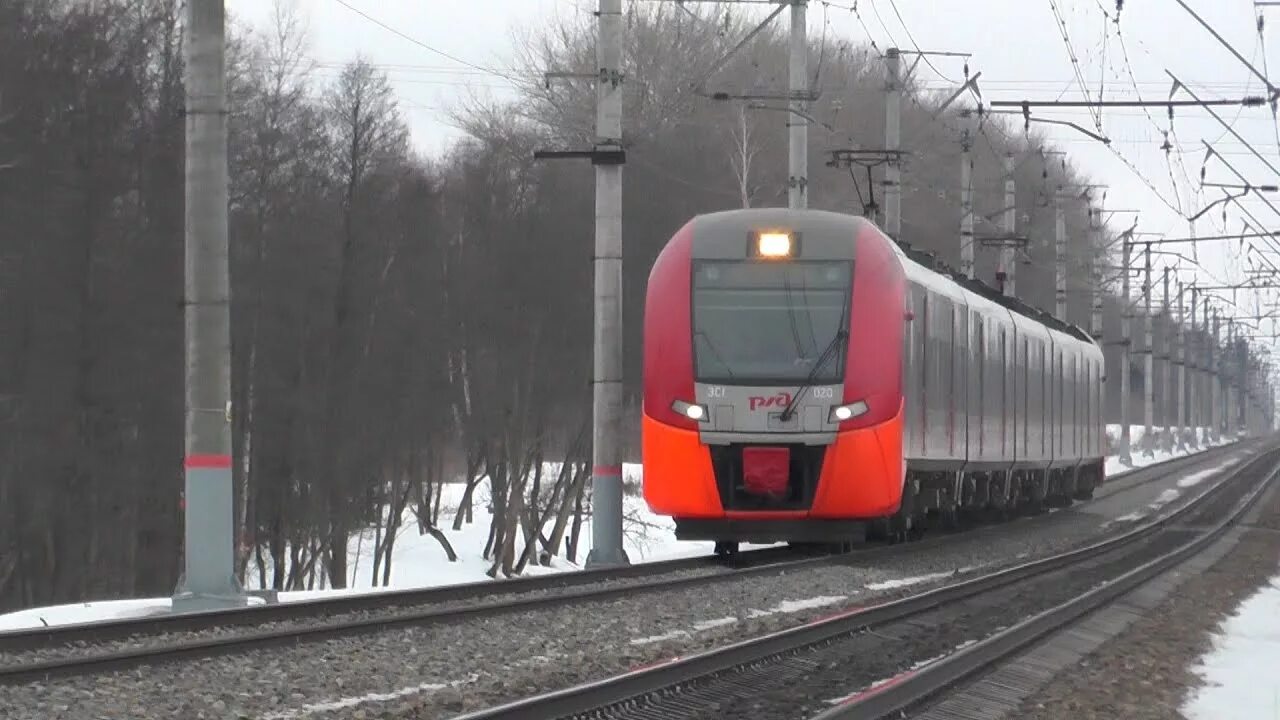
[829,400,869,423]
[672,399,708,422]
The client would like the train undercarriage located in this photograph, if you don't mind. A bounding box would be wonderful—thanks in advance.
[707,460,1106,555]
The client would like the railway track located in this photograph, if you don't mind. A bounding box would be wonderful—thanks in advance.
[818,445,1280,720]
[447,439,1280,720]
[0,438,1254,686]
[0,522,1007,682]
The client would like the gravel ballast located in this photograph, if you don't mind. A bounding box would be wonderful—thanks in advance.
[0,445,1262,720]
[594,454,1275,720]
[1009,477,1280,720]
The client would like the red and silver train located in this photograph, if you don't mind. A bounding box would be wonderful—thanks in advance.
[641,208,1106,551]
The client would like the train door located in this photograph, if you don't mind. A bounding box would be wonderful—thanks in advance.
[956,305,970,462]
[1042,339,1051,461]
[904,283,925,457]
[1000,324,1009,458]
[943,299,957,459]
[975,313,985,458]
[1069,351,1078,460]
[1056,346,1065,461]
[1020,334,1029,464]
[920,291,930,454]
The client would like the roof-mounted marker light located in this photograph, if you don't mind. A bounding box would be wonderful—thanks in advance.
[757,232,793,258]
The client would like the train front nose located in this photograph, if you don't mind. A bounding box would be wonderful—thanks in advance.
[642,212,906,543]
[707,442,828,511]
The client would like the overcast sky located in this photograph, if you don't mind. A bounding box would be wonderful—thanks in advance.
[225,0,1280,349]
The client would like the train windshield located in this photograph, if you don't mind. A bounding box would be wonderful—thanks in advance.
[692,260,851,385]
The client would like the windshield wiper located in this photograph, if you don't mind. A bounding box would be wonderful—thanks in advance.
[779,328,848,422]
[694,330,737,380]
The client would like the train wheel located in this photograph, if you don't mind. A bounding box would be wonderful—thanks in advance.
[866,518,891,543]
[1022,493,1046,515]
[714,541,739,557]
[939,507,962,532]
[889,483,917,543]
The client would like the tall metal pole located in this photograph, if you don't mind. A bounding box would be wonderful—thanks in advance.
[1202,292,1210,441]
[1201,298,1211,443]
[789,1,808,210]
[1161,268,1172,452]
[1162,266,1172,450]
[1054,191,1066,321]
[1001,154,1016,296]
[1225,318,1235,436]
[1142,244,1154,456]
[960,130,975,279]
[1241,342,1250,433]
[1182,283,1192,445]
[884,46,901,234]
[586,0,627,568]
[174,0,244,611]
[1089,207,1103,342]
[1211,310,1220,442]
[1119,236,1133,465]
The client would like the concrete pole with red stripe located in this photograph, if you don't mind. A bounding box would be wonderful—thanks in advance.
[585,0,628,568]
[173,0,245,610]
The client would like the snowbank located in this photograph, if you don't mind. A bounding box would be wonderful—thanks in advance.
[1103,424,1232,476]
[1182,572,1280,719]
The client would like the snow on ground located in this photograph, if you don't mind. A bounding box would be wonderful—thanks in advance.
[0,597,183,632]
[630,594,851,646]
[242,464,778,603]
[0,429,1239,631]
[1103,425,1232,477]
[1182,572,1280,720]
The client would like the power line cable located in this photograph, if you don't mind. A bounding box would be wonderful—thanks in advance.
[883,0,957,82]
[866,0,901,50]
[816,0,883,56]
[1046,0,1103,131]
[329,0,520,83]
[1257,12,1280,162]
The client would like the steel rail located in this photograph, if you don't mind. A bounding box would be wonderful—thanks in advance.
[446,441,1278,720]
[0,547,821,683]
[818,443,1280,720]
[0,516,1007,681]
[0,439,1250,672]
[0,544,800,652]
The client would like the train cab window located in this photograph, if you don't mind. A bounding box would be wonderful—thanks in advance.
[691,260,851,384]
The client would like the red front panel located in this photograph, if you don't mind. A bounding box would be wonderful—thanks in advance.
[642,220,697,429]
[642,403,906,521]
[742,447,790,498]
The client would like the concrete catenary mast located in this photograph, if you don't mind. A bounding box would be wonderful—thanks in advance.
[586,0,628,568]
[1118,233,1133,465]
[174,0,245,610]
[789,0,808,209]
[884,46,900,232]
[1001,154,1017,296]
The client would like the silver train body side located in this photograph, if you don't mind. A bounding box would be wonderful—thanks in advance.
[892,241,1106,510]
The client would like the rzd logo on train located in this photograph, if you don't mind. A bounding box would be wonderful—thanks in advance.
[749,392,792,411]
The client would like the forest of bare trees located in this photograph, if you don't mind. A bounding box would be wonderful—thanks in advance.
[1,0,1183,612]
